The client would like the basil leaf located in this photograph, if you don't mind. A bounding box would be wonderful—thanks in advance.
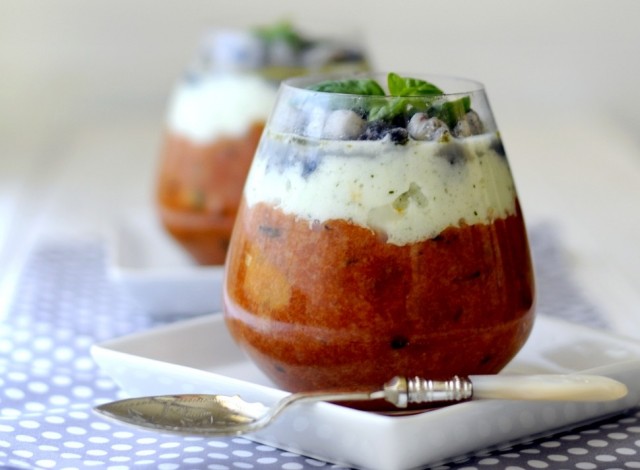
[387,72,444,97]
[433,96,471,128]
[368,98,407,122]
[308,78,385,96]
[307,73,456,124]
[367,73,444,121]
[255,21,303,50]
[368,97,430,122]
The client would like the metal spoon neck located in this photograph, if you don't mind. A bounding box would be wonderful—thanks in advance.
[383,376,474,407]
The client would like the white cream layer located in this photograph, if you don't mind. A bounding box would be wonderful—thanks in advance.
[244,133,517,246]
[167,74,276,144]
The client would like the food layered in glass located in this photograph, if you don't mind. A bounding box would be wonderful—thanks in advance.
[156,24,368,265]
[224,74,535,394]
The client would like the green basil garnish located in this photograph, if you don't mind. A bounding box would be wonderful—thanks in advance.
[254,21,304,50]
[307,73,472,124]
[308,78,385,96]
[432,96,471,128]
[387,72,444,97]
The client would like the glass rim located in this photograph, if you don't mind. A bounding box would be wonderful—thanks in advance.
[281,72,486,98]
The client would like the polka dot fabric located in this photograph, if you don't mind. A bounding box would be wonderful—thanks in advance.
[0,235,639,470]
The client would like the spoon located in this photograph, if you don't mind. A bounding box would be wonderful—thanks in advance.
[94,374,627,437]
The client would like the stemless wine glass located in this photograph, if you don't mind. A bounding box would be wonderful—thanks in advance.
[223,72,535,398]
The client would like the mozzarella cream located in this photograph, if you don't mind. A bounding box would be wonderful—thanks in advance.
[244,132,517,246]
[167,74,276,143]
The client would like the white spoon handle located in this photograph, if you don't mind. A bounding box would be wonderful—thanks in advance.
[469,374,628,401]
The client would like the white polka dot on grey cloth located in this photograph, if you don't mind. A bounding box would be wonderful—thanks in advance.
[0,238,638,470]
[0,243,348,470]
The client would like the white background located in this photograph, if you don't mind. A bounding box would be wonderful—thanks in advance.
[1,0,639,332]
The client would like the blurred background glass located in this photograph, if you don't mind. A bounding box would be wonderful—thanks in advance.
[156,23,368,265]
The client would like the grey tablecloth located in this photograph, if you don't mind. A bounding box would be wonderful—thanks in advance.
[1,225,639,470]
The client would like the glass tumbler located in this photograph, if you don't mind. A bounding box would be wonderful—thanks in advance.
[223,73,535,398]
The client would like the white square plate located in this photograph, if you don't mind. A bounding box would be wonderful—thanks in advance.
[91,314,640,470]
[106,211,224,316]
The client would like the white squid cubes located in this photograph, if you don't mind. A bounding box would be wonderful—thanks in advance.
[305,108,329,138]
[453,110,484,137]
[408,113,451,141]
[322,109,366,140]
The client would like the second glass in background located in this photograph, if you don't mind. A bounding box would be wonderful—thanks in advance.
[156,23,369,265]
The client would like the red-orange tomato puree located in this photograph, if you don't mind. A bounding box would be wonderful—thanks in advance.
[156,122,264,265]
[224,200,535,394]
